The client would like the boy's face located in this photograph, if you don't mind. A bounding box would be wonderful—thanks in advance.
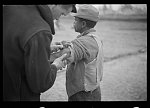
[73,17,83,33]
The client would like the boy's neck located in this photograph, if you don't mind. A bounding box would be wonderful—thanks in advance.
[80,27,90,34]
[80,28,95,36]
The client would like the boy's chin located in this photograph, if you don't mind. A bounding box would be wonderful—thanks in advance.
[75,28,79,32]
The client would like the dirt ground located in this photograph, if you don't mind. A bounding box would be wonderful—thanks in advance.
[40,17,147,101]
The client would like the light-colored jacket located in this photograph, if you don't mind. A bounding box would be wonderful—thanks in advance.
[66,28,103,97]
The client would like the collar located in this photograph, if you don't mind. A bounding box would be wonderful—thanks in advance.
[77,28,96,38]
[36,5,55,35]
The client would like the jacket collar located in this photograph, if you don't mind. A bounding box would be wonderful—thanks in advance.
[36,5,55,35]
[77,28,96,38]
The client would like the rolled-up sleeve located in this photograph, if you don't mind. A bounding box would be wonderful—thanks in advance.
[71,36,98,62]
[24,30,57,94]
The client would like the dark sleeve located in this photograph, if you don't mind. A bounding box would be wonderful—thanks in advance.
[24,30,57,94]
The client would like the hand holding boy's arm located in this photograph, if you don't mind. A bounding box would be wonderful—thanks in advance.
[51,53,67,70]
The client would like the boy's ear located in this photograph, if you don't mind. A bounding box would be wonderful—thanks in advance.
[82,21,86,28]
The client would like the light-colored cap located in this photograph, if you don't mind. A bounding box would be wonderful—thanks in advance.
[71,5,99,22]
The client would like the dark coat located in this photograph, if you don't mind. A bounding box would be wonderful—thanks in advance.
[3,5,57,101]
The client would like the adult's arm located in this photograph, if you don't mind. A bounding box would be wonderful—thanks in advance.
[24,30,57,94]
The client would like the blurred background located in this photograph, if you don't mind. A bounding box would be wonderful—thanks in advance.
[41,4,147,101]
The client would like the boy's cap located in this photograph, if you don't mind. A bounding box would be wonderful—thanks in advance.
[71,5,99,22]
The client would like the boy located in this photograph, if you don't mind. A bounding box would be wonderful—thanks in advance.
[52,5,103,101]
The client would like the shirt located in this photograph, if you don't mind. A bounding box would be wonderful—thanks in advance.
[66,28,103,97]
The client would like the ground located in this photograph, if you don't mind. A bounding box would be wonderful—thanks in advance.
[40,17,147,101]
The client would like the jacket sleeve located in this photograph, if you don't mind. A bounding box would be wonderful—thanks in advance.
[71,36,99,63]
[24,30,57,94]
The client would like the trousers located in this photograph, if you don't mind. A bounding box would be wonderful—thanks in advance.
[68,86,101,101]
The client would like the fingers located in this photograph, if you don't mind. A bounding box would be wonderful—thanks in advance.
[52,54,67,70]
[61,41,68,45]
[59,53,67,60]
[58,60,67,70]
[52,41,71,51]
[54,42,61,45]
[52,45,63,49]
[57,54,67,70]
[51,44,64,53]
[63,60,67,67]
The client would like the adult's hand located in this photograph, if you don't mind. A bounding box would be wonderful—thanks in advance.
[50,44,63,53]
[52,53,67,70]
[50,47,71,62]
